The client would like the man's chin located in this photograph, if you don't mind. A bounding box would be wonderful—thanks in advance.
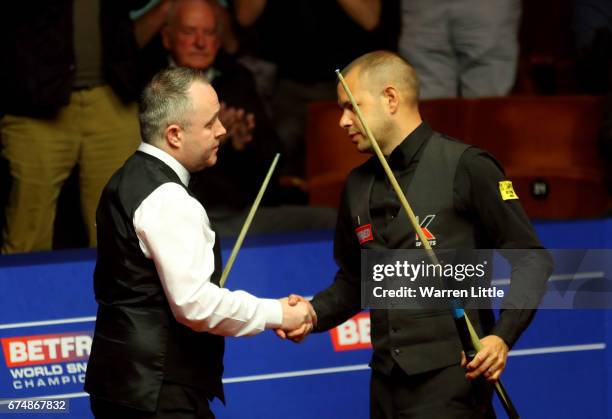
[356,143,372,154]
[205,154,218,168]
[193,154,217,172]
[182,57,214,70]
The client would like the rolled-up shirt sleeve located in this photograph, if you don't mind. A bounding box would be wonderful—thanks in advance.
[133,182,282,336]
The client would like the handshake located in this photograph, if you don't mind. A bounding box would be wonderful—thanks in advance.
[276,295,316,343]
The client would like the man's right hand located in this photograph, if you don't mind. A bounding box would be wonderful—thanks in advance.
[276,295,317,343]
[279,297,315,331]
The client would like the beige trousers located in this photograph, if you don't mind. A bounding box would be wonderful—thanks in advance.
[1,85,140,253]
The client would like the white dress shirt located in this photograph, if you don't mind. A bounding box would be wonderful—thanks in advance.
[133,143,282,336]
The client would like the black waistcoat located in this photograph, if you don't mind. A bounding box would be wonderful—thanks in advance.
[84,151,225,411]
[345,134,495,376]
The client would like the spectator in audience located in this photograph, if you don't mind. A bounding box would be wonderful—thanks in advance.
[574,0,612,93]
[133,0,240,56]
[398,0,521,99]
[601,93,612,212]
[573,0,612,210]
[234,0,388,177]
[0,1,147,253]
[139,0,337,236]
[597,59,612,214]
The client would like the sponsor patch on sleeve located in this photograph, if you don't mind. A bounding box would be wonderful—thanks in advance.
[355,224,374,245]
[498,180,519,201]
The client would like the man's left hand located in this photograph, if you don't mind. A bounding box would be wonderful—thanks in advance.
[461,335,509,383]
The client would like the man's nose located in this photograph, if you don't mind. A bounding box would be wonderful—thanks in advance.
[216,120,227,138]
[195,33,206,49]
[339,110,352,129]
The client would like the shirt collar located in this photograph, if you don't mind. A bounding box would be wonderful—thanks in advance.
[167,56,219,82]
[387,121,434,170]
[138,142,191,187]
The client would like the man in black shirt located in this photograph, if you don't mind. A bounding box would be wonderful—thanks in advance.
[283,51,552,418]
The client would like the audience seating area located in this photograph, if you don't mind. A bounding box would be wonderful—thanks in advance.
[305,96,607,219]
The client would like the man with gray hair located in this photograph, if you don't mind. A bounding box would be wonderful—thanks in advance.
[84,67,315,418]
[138,0,337,236]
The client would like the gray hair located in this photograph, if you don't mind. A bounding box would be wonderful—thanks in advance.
[139,67,209,144]
[166,0,219,33]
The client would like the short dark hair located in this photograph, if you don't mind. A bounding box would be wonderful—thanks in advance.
[340,51,420,102]
[139,67,209,144]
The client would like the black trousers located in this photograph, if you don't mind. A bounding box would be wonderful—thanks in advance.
[370,364,495,419]
[90,381,215,419]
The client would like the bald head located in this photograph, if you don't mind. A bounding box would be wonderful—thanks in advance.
[340,51,420,106]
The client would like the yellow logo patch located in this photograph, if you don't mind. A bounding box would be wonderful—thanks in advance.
[499,181,518,201]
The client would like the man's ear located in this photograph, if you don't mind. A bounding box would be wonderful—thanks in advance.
[166,124,182,148]
[161,26,172,51]
[383,86,400,114]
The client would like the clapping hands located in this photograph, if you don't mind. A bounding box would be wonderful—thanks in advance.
[219,102,256,151]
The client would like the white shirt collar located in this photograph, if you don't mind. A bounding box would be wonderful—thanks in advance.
[138,142,191,187]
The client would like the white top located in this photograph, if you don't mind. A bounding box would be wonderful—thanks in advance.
[132,143,282,336]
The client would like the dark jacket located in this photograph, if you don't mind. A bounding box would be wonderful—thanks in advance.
[1,1,146,117]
